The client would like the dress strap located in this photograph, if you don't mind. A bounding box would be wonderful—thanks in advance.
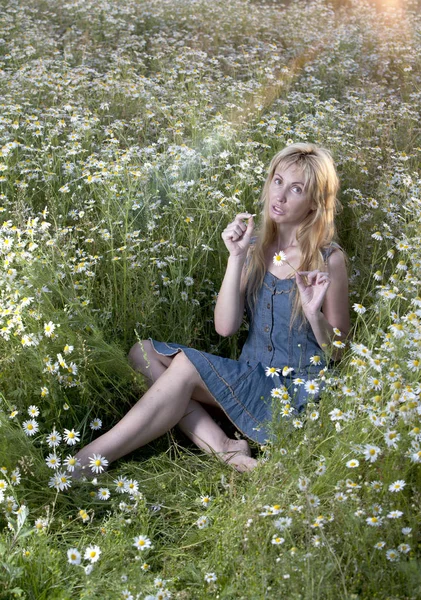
[321,242,342,266]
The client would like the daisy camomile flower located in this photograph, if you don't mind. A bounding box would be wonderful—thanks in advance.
[27,405,40,417]
[90,417,102,430]
[196,515,210,529]
[46,428,62,448]
[63,429,80,446]
[200,495,213,507]
[204,572,217,583]
[346,459,359,468]
[84,545,101,563]
[273,251,287,266]
[265,366,280,378]
[304,380,319,394]
[22,419,39,436]
[45,453,61,469]
[282,366,294,376]
[67,548,81,565]
[89,454,108,474]
[133,535,152,551]
[271,534,285,545]
[97,488,110,500]
[388,480,406,492]
[63,455,80,472]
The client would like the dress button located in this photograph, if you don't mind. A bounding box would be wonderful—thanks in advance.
[267,345,272,352]
[264,325,269,332]
[267,303,271,309]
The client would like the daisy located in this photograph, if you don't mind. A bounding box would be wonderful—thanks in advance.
[374,541,386,549]
[63,429,80,446]
[353,303,367,314]
[282,365,294,376]
[363,445,381,463]
[398,543,411,554]
[271,387,284,398]
[27,405,40,417]
[133,535,152,551]
[79,509,90,523]
[386,549,399,562]
[304,380,319,394]
[84,545,101,563]
[46,429,62,448]
[346,459,359,468]
[10,469,21,485]
[67,548,81,565]
[366,516,383,526]
[49,472,72,491]
[271,535,285,545]
[89,454,108,474]
[265,366,280,377]
[204,572,217,583]
[97,488,110,500]
[124,479,139,496]
[114,476,128,493]
[22,419,39,436]
[387,510,403,519]
[293,377,305,385]
[63,455,80,472]
[309,355,322,366]
[384,430,400,448]
[44,321,56,337]
[196,515,210,529]
[45,454,61,470]
[388,480,406,493]
[309,410,319,421]
[90,418,102,430]
[200,495,213,507]
[273,251,287,266]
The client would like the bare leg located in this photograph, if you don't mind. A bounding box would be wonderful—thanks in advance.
[73,341,256,474]
[128,341,257,472]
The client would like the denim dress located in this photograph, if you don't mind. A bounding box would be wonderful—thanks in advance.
[150,245,338,445]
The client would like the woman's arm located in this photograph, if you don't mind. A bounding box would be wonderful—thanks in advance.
[295,249,350,361]
[214,213,254,337]
[214,255,247,337]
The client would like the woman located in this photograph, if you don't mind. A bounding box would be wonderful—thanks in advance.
[75,143,350,475]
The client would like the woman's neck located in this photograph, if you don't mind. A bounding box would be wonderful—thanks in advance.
[276,227,299,251]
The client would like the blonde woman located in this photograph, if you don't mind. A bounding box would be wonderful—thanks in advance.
[75,143,350,475]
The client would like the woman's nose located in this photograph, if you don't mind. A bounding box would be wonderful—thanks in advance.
[277,189,286,202]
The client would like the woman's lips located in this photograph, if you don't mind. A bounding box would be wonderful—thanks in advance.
[272,205,285,215]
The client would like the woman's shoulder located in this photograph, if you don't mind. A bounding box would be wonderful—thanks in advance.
[320,241,343,263]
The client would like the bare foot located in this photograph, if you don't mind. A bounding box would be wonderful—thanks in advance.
[219,439,258,473]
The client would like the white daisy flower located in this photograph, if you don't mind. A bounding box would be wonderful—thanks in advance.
[84,545,101,563]
[67,548,81,565]
[89,454,108,474]
[133,535,152,551]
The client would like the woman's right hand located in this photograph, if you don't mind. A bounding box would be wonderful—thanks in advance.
[221,213,255,257]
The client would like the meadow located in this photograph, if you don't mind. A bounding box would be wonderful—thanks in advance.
[0,0,421,598]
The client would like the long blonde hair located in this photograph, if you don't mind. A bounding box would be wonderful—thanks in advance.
[245,143,342,325]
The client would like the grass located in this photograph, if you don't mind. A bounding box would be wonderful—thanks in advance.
[1,0,421,598]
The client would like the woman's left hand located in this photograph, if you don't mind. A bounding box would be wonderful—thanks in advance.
[295,270,331,318]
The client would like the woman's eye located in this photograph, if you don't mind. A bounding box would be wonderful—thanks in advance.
[293,186,302,193]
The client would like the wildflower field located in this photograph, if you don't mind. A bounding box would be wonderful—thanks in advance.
[1,0,421,597]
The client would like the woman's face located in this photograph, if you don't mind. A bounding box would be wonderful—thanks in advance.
[267,163,315,227]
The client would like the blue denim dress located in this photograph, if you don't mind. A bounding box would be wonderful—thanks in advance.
[151,245,338,444]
